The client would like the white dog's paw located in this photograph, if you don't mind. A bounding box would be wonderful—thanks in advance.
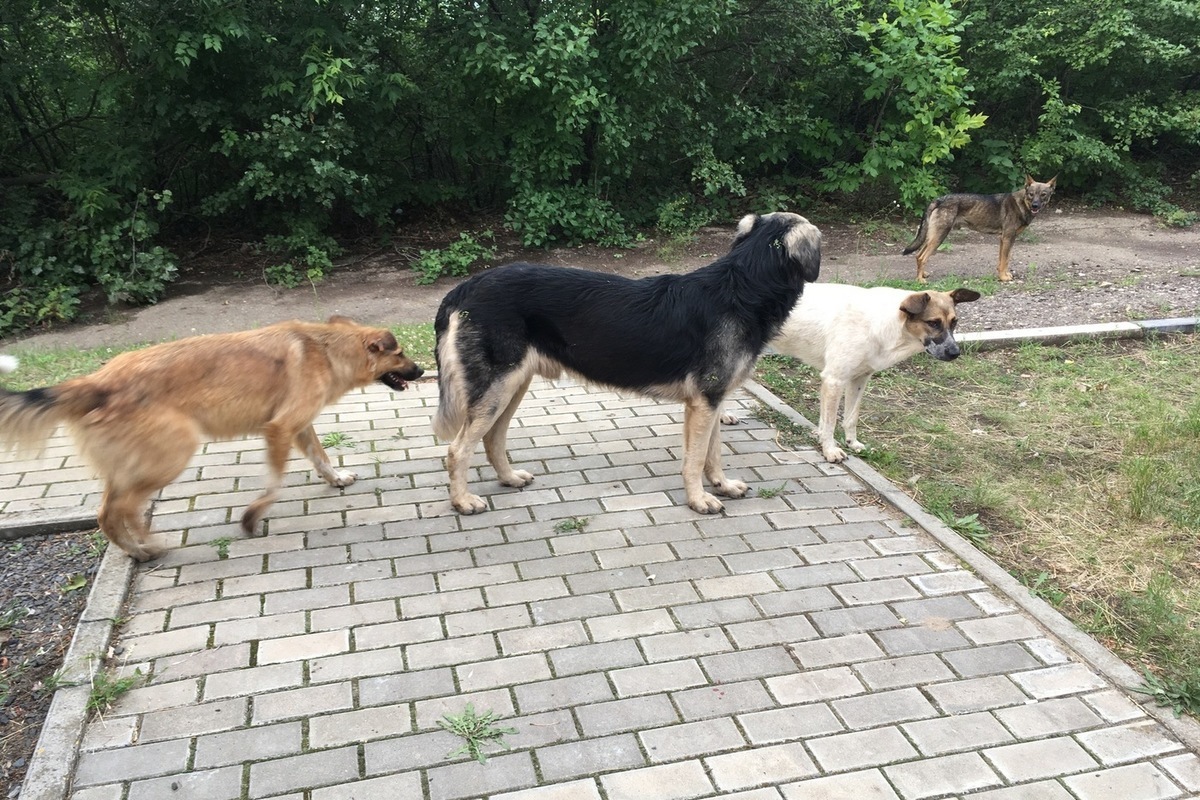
[720,413,741,425]
[847,440,866,454]
[499,470,534,488]
[713,478,749,498]
[452,493,489,515]
[332,470,358,487]
[688,492,725,514]
[822,444,848,463]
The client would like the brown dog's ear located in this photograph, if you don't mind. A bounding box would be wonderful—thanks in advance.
[366,330,400,354]
[950,288,982,305]
[900,292,931,317]
[1048,175,1058,188]
[328,315,355,325]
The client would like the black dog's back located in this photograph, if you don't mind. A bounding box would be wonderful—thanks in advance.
[435,212,821,399]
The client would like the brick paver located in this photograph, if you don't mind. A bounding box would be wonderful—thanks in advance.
[4,378,1198,799]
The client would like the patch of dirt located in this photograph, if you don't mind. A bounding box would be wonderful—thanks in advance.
[5,207,1200,352]
[0,531,103,799]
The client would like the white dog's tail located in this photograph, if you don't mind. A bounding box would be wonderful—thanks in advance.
[0,355,18,374]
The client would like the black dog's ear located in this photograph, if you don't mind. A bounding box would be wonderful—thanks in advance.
[900,292,931,317]
[950,288,982,304]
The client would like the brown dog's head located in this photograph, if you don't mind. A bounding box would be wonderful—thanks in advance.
[1024,175,1057,215]
[329,316,425,391]
[899,288,981,361]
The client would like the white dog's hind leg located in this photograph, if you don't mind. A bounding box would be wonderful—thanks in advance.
[840,376,872,454]
[817,379,848,462]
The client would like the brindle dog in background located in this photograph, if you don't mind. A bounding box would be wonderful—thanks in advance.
[904,175,1057,283]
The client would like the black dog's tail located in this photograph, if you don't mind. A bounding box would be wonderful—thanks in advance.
[902,200,939,255]
[431,295,468,441]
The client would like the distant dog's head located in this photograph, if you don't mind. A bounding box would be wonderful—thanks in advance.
[1024,175,1057,215]
[327,316,425,391]
[899,288,981,361]
[733,212,822,283]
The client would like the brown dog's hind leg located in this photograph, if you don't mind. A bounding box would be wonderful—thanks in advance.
[98,485,166,562]
[241,424,293,534]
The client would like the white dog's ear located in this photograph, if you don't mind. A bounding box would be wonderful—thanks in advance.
[950,288,982,304]
[899,292,931,317]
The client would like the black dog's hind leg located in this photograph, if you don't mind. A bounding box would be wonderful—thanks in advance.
[483,372,535,489]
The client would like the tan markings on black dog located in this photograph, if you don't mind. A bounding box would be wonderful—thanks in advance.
[903,175,1056,283]
[0,318,423,561]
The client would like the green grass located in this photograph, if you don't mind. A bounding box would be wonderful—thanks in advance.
[0,322,436,391]
[757,333,1200,717]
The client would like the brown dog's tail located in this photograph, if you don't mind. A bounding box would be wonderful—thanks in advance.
[902,200,937,255]
[0,359,103,453]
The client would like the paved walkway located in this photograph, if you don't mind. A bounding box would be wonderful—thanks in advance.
[5,376,1200,800]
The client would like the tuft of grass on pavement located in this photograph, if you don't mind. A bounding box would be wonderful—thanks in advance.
[438,704,517,764]
[757,333,1200,717]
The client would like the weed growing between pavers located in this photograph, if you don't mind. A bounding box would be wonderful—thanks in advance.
[757,333,1200,718]
[438,704,517,764]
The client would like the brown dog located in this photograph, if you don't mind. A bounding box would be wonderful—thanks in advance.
[904,175,1057,282]
[0,317,424,561]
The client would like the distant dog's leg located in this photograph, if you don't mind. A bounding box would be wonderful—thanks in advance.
[242,424,293,534]
[295,424,357,487]
[840,376,872,455]
[682,398,726,513]
[704,402,749,499]
[996,230,1020,282]
[914,210,951,283]
[817,379,849,463]
[483,373,535,488]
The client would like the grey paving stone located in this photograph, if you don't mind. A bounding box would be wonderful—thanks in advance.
[640,717,746,762]
[701,646,800,682]
[127,766,243,800]
[425,752,538,800]
[73,739,191,788]
[575,693,679,737]
[514,673,614,715]
[193,721,303,769]
[673,680,776,721]
[737,703,843,745]
[549,639,644,676]
[901,711,1014,756]
[883,752,1003,799]
[985,736,1100,782]
[832,687,938,730]
[993,696,1104,739]
[536,734,647,783]
[807,726,918,772]
[942,641,1040,677]
[925,675,1029,714]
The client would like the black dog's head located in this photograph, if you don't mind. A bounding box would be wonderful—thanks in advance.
[731,212,822,283]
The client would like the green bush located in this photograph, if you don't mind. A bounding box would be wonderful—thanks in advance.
[412,231,498,285]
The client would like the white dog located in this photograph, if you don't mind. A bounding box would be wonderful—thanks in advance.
[750,283,980,462]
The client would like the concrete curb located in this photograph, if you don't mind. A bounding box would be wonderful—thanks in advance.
[958,316,1197,349]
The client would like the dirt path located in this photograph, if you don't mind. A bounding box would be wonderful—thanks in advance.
[5,208,1200,352]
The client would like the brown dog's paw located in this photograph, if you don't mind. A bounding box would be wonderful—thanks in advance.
[498,470,534,488]
[713,478,749,498]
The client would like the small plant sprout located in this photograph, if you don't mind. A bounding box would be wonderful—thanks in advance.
[438,703,518,763]
[87,667,144,716]
[757,483,788,499]
[553,517,590,533]
[212,537,233,559]
[320,431,354,449]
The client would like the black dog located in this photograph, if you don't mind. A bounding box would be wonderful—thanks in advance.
[432,211,822,516]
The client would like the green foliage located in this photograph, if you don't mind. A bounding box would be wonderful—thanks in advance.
[1,0,1198,334]
[413,231,498,285]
